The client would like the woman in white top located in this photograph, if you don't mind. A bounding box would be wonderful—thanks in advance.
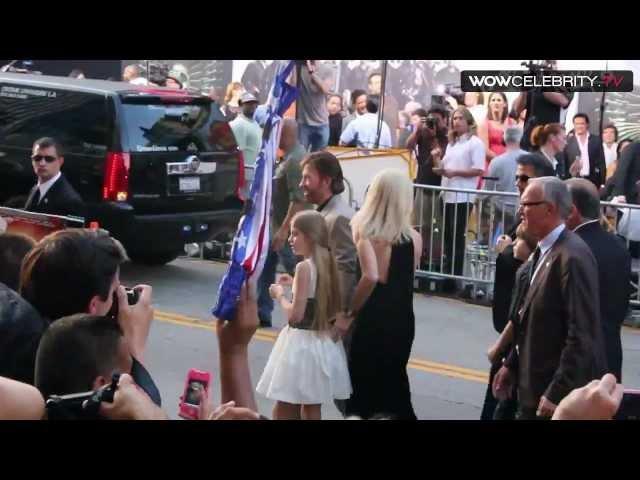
[431,107,485,285]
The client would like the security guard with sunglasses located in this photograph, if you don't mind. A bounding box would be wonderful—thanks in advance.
[24,137,86,220]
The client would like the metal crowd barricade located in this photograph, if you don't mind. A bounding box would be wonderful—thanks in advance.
[412,183,520,300]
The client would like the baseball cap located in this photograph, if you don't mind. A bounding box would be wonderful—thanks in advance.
[239,92,258,105]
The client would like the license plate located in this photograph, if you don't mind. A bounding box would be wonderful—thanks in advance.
[179,176,200,192]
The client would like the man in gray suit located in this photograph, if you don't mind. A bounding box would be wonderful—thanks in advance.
[300,151,358,318]
[300,151,358,416]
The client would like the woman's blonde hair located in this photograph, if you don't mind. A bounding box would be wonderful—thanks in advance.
[448,106,478,144]
[291,210,341,333]
[351,169,414,244]
[224,82,244,105]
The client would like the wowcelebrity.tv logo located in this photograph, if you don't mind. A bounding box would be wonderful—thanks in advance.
[461,71,633,92]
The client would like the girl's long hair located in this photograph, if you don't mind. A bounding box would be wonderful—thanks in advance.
[351,169,414,244]
[292,211,341,333]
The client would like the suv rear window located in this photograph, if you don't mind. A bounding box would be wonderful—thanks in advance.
[121,102,238,153]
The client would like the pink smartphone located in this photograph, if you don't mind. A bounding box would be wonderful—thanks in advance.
[178,369,211,420]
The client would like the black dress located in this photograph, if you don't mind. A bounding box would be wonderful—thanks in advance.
[345,239,417,420]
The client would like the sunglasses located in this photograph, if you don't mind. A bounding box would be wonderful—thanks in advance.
[515,174,531,183]
[31,155,58,163]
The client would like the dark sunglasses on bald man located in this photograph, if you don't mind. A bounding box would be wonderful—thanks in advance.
[31,154,58,163]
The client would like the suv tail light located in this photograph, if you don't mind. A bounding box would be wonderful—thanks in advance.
[236,150,246,201]
[103,152,130,202]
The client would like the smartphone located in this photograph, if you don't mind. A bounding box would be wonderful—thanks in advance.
[614,389,640,420]
[179,369,211,420]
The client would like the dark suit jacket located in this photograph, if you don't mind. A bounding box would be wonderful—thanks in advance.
[24,174,86,220]
[0,283,48,385]
[564,134,606,188]
[612,142,640,204]
[574,221,631,382]
[491,218,523,333]
[513,228,606,409]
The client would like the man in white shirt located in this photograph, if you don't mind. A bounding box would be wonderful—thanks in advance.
[432,108,485,289]
[564,113,606,188]
[339,99,392,149]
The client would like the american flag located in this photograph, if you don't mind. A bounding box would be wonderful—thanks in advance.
[212,60,298,321]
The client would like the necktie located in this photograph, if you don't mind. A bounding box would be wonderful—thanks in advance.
[27,188,41,209]
[528,247,541,284]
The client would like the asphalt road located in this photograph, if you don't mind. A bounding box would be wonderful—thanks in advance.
[121,256,640,420]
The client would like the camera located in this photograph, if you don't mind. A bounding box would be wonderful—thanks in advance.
[107,286,141,320]
[147,63,170,87]
[426,115,438,130]
[521,60,556,73]
[45,373,120,420]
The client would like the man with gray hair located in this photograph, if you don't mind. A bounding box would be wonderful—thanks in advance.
[493,176,606,420]
[485,126,527,233]
[565,178,630,382]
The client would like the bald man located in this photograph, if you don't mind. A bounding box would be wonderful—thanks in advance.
[565,178,631,382]
[257,118,311,327]
[123,65,148,86]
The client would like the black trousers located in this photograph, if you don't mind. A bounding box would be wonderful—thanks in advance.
[516,406,549,421]
[481,361,518,420]
[443,202,471,278]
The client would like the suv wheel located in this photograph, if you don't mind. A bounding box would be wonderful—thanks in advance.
[128,250,181,266]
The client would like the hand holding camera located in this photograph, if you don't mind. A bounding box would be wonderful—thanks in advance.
[116,284,154,363]
[99,373,167,420]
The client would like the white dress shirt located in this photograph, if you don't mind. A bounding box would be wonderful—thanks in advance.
[37,172,61,203]
[339,113,392,149]
[603,142,617,168]
[440,134,485,203]
[530,223,565,285]
[576,133,591,177]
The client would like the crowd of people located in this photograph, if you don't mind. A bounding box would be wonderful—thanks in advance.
[1,61,639,421]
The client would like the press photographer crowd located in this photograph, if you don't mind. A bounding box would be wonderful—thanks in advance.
[1,59,640,421]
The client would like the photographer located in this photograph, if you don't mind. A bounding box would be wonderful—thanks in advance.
[296,60,331,152]
[19,229,160,405]
[407,105,449,264]
[0,233,46,386]
[513,61,573,152]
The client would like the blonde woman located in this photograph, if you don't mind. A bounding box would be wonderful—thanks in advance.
[257,211,351,420]
[344,169,422,420]
[222,82,245,120]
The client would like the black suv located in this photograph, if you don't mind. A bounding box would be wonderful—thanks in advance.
[0,73,245,265]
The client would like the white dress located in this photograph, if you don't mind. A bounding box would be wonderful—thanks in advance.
[256,259,352,405]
